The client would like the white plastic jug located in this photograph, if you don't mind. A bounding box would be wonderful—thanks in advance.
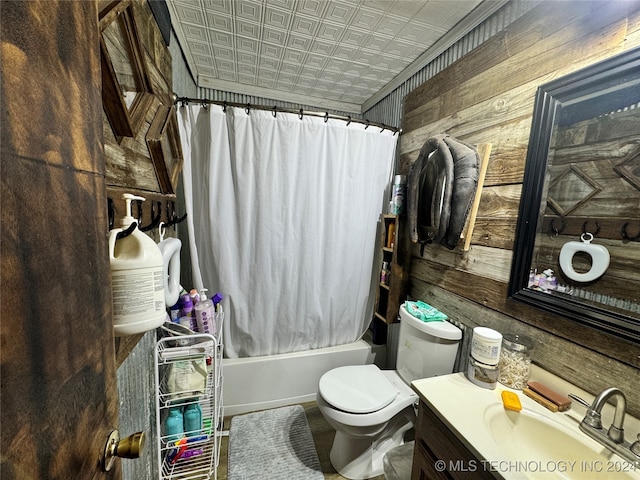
[109,194,166,336]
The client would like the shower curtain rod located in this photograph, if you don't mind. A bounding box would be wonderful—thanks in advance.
[173,95,401,135]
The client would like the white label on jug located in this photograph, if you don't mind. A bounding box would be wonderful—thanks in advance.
[111,267,165,319]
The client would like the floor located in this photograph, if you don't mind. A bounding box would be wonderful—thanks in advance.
[215,401,386,480]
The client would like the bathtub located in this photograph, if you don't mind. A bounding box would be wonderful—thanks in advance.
[222,333,387,416]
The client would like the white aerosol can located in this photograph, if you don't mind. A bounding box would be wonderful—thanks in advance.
[109,194,166,336]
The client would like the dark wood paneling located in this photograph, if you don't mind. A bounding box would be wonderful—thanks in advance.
[410,275,640,418]
[401,0,640,419]
[1,1,120,478]
[102,0,180,362]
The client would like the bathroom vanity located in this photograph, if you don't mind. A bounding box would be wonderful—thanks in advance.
[411,397,496,479]
[411,371,640,480]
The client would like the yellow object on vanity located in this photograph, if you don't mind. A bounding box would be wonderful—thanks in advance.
[501,390,522,411]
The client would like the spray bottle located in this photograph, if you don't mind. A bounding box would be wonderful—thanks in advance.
[109,194,166,336]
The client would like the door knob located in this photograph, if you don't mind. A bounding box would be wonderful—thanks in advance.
[102,430,146,471]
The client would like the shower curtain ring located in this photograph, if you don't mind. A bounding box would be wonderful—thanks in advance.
[272,106,277,118]
[298,109,303,120]
[223,101,227,113]
[364,120,370,129]
[245,103,251,115]
[324,112,329,123]
[380,124,386,133]
[346,116,351,126]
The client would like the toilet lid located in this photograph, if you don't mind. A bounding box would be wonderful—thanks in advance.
[318,364,398,414]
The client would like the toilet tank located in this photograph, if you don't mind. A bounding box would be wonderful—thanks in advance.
[396,303,462,384]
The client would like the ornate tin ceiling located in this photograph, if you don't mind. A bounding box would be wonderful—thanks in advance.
[168,0,505,113]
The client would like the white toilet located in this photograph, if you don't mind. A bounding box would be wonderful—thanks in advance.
[317,303,462,479]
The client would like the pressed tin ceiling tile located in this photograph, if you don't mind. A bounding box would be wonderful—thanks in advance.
[168,0,500,113]
[207,13,232,32]
[291,14,320,36]
[202,0,232,15]
[182,24,208,42]
[234,0,262,21]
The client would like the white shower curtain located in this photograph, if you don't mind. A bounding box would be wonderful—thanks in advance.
[178,104,397,358]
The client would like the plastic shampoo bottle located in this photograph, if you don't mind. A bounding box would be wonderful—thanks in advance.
[195,289,215,335]
[164,407,184,442]
[183,402,202,436]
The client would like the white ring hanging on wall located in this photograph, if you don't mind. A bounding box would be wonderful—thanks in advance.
[559,233,610,283]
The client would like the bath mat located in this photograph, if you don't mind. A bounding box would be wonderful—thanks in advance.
[228,405,324,480]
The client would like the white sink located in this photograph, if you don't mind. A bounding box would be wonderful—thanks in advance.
[485,404,637,479]
[412,372,640,479]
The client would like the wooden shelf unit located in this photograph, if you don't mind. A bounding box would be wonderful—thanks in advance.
[373,214,408,325]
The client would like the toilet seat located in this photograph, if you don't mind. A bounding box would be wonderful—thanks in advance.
[559,233,610,283]
[319,364,398,414]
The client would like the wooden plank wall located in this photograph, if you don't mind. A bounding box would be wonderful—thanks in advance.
[104,2,179,478]
[102,0,182,363]
[400,1,640,416]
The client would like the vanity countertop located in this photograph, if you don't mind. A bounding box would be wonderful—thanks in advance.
[411,368,640,479]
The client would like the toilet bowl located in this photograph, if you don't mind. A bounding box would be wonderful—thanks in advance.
[317,366,417,479]
[317,304,462,479]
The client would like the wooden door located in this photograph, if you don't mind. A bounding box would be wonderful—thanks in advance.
[1,1,121,478]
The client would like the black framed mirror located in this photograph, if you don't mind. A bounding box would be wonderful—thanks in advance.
[509,46,640,344]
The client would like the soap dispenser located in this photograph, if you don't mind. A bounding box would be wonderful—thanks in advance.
[109,194,166,336]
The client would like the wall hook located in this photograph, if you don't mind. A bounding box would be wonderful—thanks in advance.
[582,220,600,236]
[158,221,166,242]
[549,217,566,236]
[116,221,138,240]
[140,200,162,232]
[621,222,640,241]
[108,197,115,231]
[167,212,187,228]
[165,200,187,229]
[135,199,144,223]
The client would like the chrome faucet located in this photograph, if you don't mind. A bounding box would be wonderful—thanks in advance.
[569,388,640,466]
